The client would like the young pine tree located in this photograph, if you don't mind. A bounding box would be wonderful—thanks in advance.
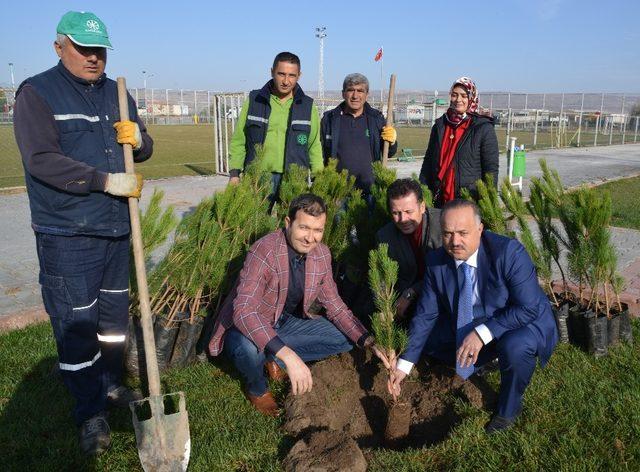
[500,178,556,303]
[476,174,511,236]
[369,244,408,401]
[129,189,178,315]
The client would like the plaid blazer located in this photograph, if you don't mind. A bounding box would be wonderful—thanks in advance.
[208,229,368,356]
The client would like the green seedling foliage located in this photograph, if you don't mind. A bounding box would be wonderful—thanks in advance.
[275,163,309,224]
[501,179,553,299]
[611,272,625,312]
[368,244,407,355]
[528,175,566,294]
[310,159,357,263]
[129,189,178,315]
[459,187,474,202]
[415,179,434,210]
[369,162,396,229]
[341,163,399,284]
[554,185,616,311]
[151,149,276,322]
[476,173,509,236]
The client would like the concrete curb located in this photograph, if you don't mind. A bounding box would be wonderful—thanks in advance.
[0,305,47,333]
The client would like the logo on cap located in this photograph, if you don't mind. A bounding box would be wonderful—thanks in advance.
[86,19,100,32]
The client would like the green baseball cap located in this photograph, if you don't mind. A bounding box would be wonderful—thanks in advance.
[56,11,113,49]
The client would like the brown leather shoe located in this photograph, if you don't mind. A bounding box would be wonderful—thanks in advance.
[245,391,280,417]
[265,361,288,381]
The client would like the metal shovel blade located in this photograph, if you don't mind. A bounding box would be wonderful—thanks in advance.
[130,392,190,472]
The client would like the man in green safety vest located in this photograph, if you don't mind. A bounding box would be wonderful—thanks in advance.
[228,52,323,202]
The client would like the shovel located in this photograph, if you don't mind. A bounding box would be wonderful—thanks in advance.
[117,77,190,471]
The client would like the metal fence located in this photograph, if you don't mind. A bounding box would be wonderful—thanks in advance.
[1,87,639,180]
[207,91,640,174]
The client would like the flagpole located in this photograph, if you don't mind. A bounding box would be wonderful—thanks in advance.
[380,46,384,106]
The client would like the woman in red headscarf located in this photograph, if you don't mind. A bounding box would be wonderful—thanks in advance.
[419,77,498,207]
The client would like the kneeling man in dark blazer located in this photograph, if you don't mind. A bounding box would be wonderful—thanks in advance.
[376,178,442,320]
[388,199,558,433]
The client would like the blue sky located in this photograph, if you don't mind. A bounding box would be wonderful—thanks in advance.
[1,0,638,93]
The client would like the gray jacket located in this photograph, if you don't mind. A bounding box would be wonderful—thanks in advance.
[375,208,443,296]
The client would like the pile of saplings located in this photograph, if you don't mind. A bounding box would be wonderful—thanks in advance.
[472,159,631,357]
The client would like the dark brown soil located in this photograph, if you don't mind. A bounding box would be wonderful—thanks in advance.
[282,430,366,472]
[384,401,411,448]
[283,349,497,468]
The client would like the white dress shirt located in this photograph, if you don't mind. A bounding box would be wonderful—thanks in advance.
[396,248,493,375]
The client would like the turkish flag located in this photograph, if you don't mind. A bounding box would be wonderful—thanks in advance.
[374,47,383,62]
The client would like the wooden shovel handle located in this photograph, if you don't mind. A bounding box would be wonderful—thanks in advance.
[117,77,162,397]
[381,74,397,166]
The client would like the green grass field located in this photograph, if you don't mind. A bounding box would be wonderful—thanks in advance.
[1,321,640,470]
[0,124,632,189]
[595,176,640,230]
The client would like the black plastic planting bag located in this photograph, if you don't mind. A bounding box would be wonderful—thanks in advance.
[585,310,608,357]
[619,307,633,345]
[607,313,620,346]
[170,317,205,368]
[124,316,146,379]
[553,302,570,344]
[154,312,187,372]
[568,303,587,350]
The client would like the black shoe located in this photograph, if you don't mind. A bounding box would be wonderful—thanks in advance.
[485,414,517,434]
[107,386,144,408]
[79,412,111,455]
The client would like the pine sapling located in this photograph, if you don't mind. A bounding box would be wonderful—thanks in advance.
[129,189,178,315]
[310,159,358,266]
[528,176,567,298]
[369,244,408,402]
[275,163,309,223]
[611,273,625,313]
[476,174,510,236]
[500,178,556,303]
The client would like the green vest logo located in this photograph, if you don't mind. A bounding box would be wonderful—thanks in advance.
[297,134,308,145]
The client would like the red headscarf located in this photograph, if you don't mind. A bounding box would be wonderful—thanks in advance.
[445,76,490,126]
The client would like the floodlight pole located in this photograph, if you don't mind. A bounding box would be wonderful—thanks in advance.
[8,62,15,105]
[8,62,15,89]
[315,27,327,102]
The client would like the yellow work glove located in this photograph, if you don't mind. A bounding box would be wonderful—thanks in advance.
[381,126,397,144]
[105,173,144,198]
[113,120,142,150]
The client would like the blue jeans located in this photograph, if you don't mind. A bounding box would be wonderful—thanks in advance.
[35,232,130,424]
[224,313,353,396]
[268,172,283,213]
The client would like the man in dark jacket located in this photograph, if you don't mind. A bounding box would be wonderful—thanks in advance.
[376,179,442,320]
[13,11,153,455]
[419,109,499,206]
[321,73,397,204]
[389,199,558,433]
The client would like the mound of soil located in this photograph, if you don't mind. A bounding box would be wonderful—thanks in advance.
[283,349,497,467]
[282,430,366,472]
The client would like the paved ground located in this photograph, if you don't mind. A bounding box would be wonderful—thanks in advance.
[1,143,639,330]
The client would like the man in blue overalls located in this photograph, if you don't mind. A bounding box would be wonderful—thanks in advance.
[13,11,153,455]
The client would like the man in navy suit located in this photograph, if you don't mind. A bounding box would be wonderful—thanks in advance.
[388,199,558,433]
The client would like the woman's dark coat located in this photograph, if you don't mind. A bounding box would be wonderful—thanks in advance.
[419,114,499,206]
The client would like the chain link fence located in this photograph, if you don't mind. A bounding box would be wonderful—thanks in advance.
[1,87,639,186]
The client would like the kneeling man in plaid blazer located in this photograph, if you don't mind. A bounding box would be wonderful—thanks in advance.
[209,193,387,415]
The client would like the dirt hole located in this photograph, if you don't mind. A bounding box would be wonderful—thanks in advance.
[283,350,498,471]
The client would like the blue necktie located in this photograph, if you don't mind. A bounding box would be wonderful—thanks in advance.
[456,262,475,380]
